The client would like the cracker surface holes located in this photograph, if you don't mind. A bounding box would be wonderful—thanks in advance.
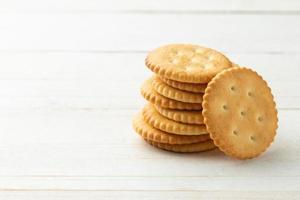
[258,116,263,122]
[230,86,235,91]
[145,44,232,83]
[223,105,228,110]
[233,130,238,136]
[240,111,246,116]
[248,91,253,96]
[250,136,255,141]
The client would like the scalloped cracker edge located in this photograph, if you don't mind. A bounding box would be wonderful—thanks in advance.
[141,77,202,110]
[143,104,207,135]
[160,76,207,93]
[144,138,216,153]
[155,104,204,125]
[132,112,210,144]
[152,76,203,103]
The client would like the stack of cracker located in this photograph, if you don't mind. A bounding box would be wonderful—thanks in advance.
[133,44,278,159]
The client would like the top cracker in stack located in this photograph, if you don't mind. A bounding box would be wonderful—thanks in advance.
[145,44,232,83]
[133,44,278,159]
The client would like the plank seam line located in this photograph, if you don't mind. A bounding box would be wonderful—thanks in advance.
[0,50,299,55]
[1,10,300,15]
[0,189,298,192]
[0,175,299,178]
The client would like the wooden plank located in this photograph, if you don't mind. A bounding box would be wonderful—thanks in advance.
[0,52,298,109]
[0,52,298,81]
[0,0,300,12]
[0,14,299,52]
[0,110,298,177]
[0,80,296,110]
[0,191,299,200]
[0,176,299,191]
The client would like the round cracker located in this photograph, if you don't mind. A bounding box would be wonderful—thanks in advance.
[145,44,232,83]
[160,76,207,93]
[141,77,202,110]
[142,104,207,135]
[152,76,203,103]
[144,139,216,153]
[132,112,210,144]
[202,67,278,159]
[155,104,204,125]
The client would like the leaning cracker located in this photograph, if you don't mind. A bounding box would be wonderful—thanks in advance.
[160,76,207,93]
[142,104,207,135]
[145,44,232,83]
[152,76,203,103]
[132,112,210,144]
[202,67,278,159]
[155,104,204,125]
[141,77,202,110]
[144,139,216,153]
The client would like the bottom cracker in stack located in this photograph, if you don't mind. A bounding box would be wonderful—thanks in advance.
[132,111,215,153]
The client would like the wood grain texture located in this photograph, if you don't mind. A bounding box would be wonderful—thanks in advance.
[0,191,299,200]
[0,0,300,12]
[0,53,298,110]
[0,14,299,52]
[0,176,299,191]
[0,110,298,177]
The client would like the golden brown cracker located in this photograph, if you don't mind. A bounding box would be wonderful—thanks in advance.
[141,77,202,110]
[145,44,232,83]
[152,76,203,103]
[202,67,278,159]
[142,104,207,135]
[132,112,210,144]
[155,104,204,125]
[144,139,216,153]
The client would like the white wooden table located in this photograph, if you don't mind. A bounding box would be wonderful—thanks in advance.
[0,0,299,199]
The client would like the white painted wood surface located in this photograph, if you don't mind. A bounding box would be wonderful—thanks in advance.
[0,0,299,199]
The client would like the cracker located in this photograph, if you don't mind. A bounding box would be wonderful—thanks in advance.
[142,104,207,135]
[152,76,203,103]
[132,112,210,144]
[144,139,216,153]
[155,104,204,125]
[145,44,232,83]
[141,77,202,110]
[202,67,278,159]
[160,76,207,93]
